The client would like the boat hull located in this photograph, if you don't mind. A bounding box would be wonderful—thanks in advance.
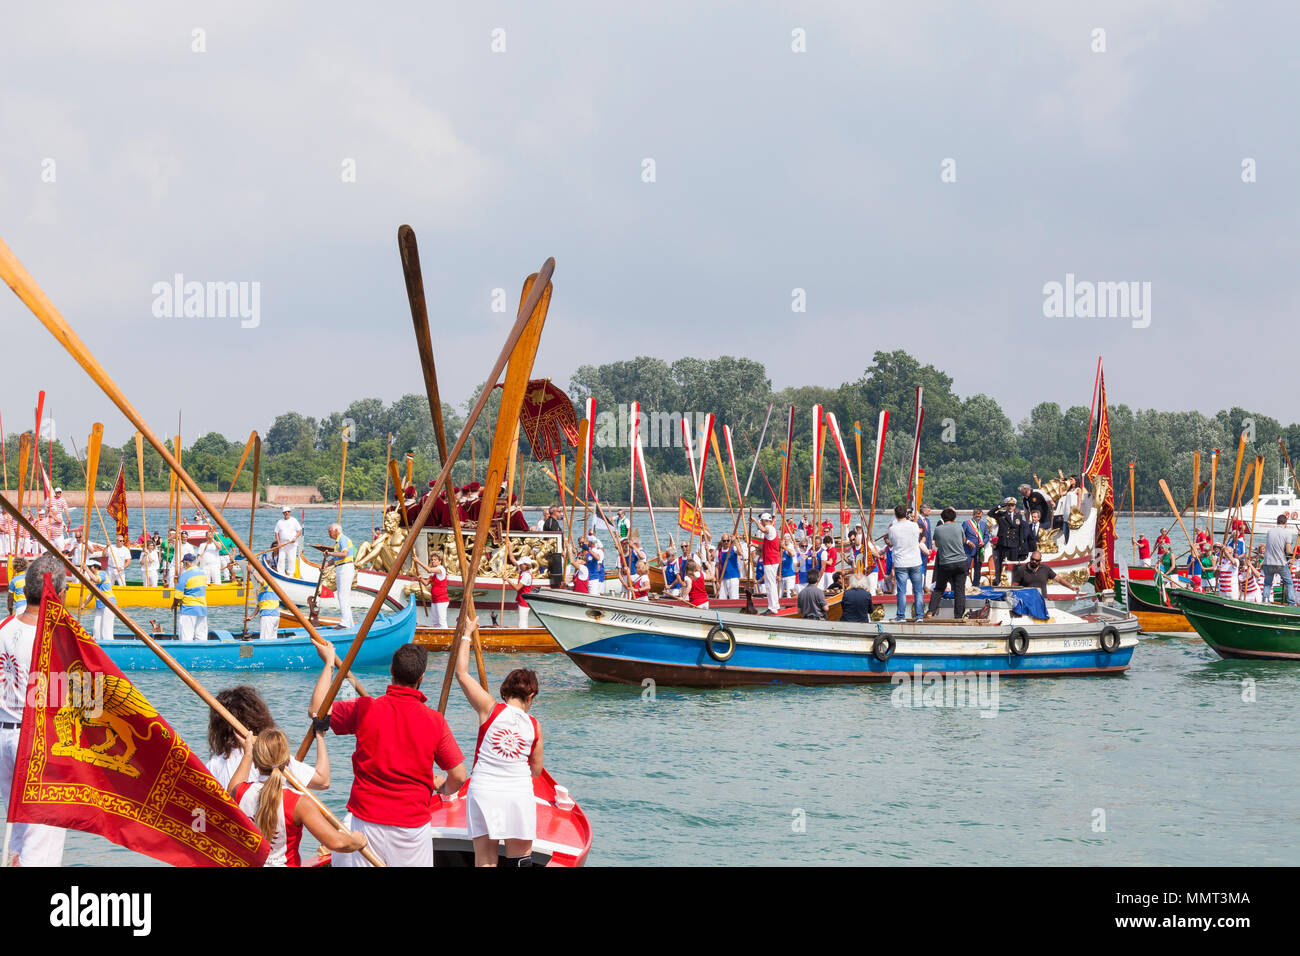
[428,770,592,867]
[96,600,416,670]
[1124,577,1195,633]
[1169,589,1300,660]
[65,580,251,609]
[528,591,1138,687]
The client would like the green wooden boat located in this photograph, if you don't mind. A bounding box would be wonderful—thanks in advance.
[1168,589,1300,660]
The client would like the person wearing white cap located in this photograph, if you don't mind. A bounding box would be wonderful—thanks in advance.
[758,513,781,614]
[583,535,605,597]
[175,553,208,641]
[274,506,303,576]
[513,553,535,628]
[85,557,116,641]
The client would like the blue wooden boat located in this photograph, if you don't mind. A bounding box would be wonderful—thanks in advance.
[97,598,416,671]
[526,590,1138,687]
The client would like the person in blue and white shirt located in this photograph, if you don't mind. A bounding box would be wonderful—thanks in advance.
[714,533,744,601]
[175,553,208,641]
[88,558,115,641]
[661,545,684,597]
[327,523,356,628]
[583,535,605,597]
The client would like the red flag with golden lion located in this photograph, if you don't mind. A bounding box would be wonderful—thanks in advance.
[6,580,268,866]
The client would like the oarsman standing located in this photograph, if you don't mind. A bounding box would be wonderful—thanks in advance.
[514,554,535,628]
[714,533,742,601]
[584,535,605,597]
[274,506,303,576]
[88,558,115,641]
[175,553,208,641]
[254,567,281,639]
[1261,514,1297,605]
[327,522,356,629]
[48,487,70,548]
[1133,533,1152,566]
[758,513,781,614]
[311,641,469,867]
[0,553,68,865]
[1155,528,1172,558]
[109,533,132,587]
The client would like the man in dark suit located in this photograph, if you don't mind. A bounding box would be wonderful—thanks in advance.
[989,497,1024,586]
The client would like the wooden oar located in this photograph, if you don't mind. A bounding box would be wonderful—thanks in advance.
[1191,450,1201,539]
[1221,431,1248,548]
[218,431,257,513]
[399,222,487,688]
[0,498,384,868]
[1158,479,1197,556]
[0,236,365,697]
[1207,449,1219,543]
[240,434,261,635]
[435,271,551,713]
[567,418,588,544]
[297,255,555,758]
[1248,455,1265,551]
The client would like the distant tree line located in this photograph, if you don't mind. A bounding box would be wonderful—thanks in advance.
[3,349,1293,512]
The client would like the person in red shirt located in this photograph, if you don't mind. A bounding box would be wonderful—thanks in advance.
[1133,533,1152,565]
[684,559,709,608]
[310,641,468,866]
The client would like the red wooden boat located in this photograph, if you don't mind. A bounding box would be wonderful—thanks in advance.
[429,769,592,867]
[312,769,592,867]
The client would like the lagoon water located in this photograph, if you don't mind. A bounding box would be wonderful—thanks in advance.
[9,506,1298,866]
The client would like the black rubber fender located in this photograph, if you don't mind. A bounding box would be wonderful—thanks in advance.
[705,623,736,662]
[1099,625,1121,654]
[1007,627,1030,657]
[872,633,896,662]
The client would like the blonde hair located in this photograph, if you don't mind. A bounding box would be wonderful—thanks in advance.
[250,729,290,843]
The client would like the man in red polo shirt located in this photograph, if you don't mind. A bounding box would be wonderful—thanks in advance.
[310,642,468,866]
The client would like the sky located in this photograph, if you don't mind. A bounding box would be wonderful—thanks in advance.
[2,1,1297,448]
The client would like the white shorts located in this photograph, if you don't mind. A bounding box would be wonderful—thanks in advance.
[332,814,432,867]
[259,615,278,640]
[718,578,739,601]
[588,578,603,597]
[466,784,536,842]
[1,726,67,866]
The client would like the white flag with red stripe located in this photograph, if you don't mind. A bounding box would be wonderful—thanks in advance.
[826,412,861,507]
[723,425,743,504]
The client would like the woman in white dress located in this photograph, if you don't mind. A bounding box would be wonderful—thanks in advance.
[455,636,543,867]
[198,531,224,586]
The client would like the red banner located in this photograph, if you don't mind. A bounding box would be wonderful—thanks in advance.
[106,463,129,541]
[517,379,581,462]
[676,497,704,535]
[1084,368,1116,591]
[7,582,269,866]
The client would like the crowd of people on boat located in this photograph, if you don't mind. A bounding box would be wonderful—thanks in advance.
[0,551,546,868]
[1132,513,1298,604]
